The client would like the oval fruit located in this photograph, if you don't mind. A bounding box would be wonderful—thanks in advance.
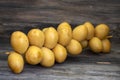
[73,25,88,41]
[66,39,82,55]
[8,52,24,74]
[57,22,72,32]
[44,27,58,49]
[84,22,95,40]
[57,22,72,46]
[53,44,67,63]
[27,29,45,48]
[41,47,55,67]
[10,31,29,54]
[95,24,110,39]
[89,37,103,53]
[42,28,48,32]
[80,40,88,49]
[25,46,43,65]
[102,39,111,53]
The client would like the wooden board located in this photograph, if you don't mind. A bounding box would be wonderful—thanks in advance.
[0,0,120,80]
[0,0,120,40]
[0,41,120,80]
[0,0,120,23]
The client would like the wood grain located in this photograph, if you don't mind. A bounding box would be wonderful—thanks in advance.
[0,0,120,41]
[0,0,119,23]
[0,0,120,80]
[0,42,120,80]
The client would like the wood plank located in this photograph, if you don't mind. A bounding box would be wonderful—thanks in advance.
[0,0,120,40]
[0,40,120,80]
[0,1,120,80]
[0,61,120,80]
[0,0,119,23]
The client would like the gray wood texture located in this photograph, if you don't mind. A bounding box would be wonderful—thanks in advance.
[0,0,119,23]
[0,0,120,40]
[0,41,120,80]
[0,0,120,80]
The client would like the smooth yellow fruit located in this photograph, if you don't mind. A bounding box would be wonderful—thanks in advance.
[73,25,88,41]
[8,52,24,74]
[10,31,29,54]
[27,29,45,48]
[44,27,58,49]
[66,39,82,55]
[80,40,88,48]
[53,44,67,63]
[89,37,103,53]
[25,46,43,65]
[41,47,55,67]
[102,39,111,53]
[57,22,72,46]
[84,22,95,40]
[42,28,48,32]
[95,24,110,39]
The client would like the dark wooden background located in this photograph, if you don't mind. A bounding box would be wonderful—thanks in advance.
[0,0,120,80]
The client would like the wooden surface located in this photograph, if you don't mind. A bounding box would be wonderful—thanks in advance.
[0,0,120,80]
[0,0,120,40]
[0,41,120,80]
[0,0,120,23]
